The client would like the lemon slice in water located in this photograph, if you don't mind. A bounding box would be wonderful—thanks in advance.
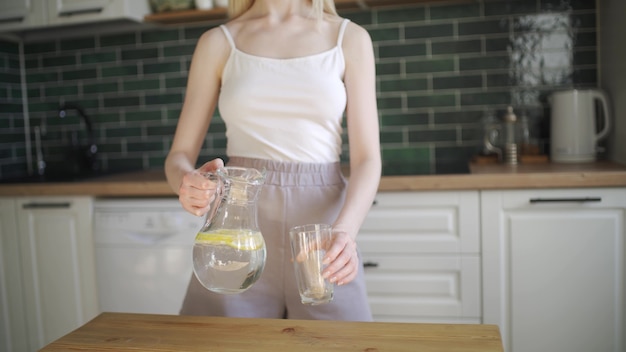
[195,230,264,251]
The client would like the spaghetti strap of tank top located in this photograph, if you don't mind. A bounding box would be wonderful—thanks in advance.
[220,24,236,49]
[219,18,350,51]
[337,18,350,47]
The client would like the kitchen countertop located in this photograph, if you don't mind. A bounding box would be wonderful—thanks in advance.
[382,160,626,191]
[1,161,625,197]
[40,312,504,352]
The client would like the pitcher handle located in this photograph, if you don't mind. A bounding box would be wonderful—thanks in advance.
[592,90,611,142]
[202,168,226,227]
[483,124,503,162]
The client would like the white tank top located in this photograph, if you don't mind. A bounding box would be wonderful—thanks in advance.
[218,19,350,163]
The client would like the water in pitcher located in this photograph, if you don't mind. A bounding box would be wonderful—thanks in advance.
[192,229,266,294]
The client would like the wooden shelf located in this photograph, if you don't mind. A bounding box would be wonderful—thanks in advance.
[143,0,439,25]
[144,7,228,25]
[334,0,438,10]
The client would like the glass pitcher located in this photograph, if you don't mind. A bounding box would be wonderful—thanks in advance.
[192,166,267,294]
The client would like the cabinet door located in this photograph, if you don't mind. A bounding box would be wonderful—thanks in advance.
[16,197,98,351]
[47,0,149,25]
[358,191,481,323]
[0,0,47,32]
[481,188,625,352]
[362,254,480,323]
[0,198,28,352]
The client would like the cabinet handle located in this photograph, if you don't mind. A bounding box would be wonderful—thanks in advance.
[58,7,104,16]
[22,202,71,209]
[363,261,379,268]
[529,197,602,204]
[0,16,25,23]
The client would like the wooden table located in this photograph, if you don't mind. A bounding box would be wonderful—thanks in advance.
[40,312,503,351]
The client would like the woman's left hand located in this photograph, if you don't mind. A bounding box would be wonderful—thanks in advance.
[321,229,359,286]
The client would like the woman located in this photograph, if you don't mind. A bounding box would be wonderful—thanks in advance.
[164,0,381,321]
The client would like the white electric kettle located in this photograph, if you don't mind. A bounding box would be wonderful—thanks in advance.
[549,89,611,163]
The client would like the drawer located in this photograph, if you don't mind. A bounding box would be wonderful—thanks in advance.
[358,191,480,254]
[359,254,481,323]
[486,187,626,209]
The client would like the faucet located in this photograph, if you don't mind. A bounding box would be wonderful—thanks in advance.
[58,102,99,172]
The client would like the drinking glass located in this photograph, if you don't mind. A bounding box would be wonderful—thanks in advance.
[289,224,334,305]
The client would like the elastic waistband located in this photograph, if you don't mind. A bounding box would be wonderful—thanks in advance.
[226,157,345,187]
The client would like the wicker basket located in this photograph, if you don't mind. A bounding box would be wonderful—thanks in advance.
[149,0,195,13]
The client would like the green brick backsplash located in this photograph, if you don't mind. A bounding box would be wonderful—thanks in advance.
[0,0,598,179]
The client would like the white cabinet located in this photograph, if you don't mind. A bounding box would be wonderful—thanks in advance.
[481,188,626,352]
[0,196,99,352]
[0,0,150,33]
[0,0,47,32]
[357,191,481,323]
[46,0,150,26]
[0,199,28,352]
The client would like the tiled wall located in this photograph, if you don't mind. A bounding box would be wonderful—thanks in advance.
[0,41,26,179]
[0,0,597,179]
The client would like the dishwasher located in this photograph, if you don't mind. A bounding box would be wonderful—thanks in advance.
[93,198,205,315]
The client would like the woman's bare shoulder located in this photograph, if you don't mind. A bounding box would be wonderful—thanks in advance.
[196,25,229,48]
[189,25,232,76]
[341,20,374,59]
[192,25,232,64]
[344,20,373,45]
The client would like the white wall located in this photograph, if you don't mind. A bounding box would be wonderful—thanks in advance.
[600,0,626,164]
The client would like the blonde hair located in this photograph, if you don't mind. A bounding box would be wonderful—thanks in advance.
[227,0,337,20]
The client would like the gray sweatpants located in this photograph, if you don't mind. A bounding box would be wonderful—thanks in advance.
[179,157,373,321]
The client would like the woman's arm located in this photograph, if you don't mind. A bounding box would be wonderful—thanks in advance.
[323,21,382,285]
[164,27,230,216]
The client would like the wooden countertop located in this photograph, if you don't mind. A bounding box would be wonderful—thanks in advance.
[0,170,173,197]
[380,161,626,191]
[40,312,504,352]
[1,161,625,197]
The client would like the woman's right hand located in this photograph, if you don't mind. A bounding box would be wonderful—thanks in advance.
[178,158,225,216]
